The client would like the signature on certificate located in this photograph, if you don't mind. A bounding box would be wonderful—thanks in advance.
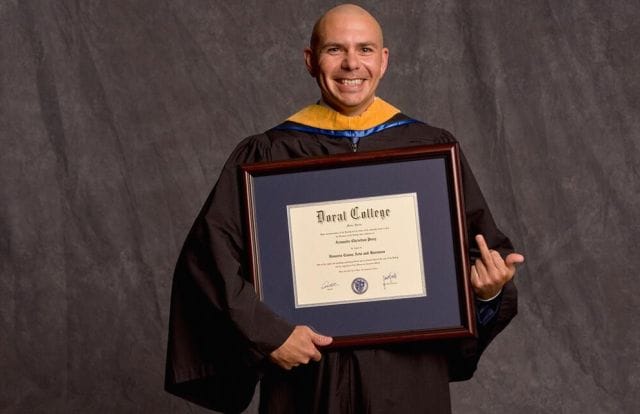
[382,272,398,289]
[321,281,339,290]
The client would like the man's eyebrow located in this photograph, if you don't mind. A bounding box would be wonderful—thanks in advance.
[320,42,343,49]
[319,42,379,49]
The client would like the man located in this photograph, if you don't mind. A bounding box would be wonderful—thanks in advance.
[165,4,524,413]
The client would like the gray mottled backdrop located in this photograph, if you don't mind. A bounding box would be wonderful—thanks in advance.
[2,0,639,413]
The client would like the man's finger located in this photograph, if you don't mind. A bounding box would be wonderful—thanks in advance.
[475,234,496,270]
[470,265,478,281]
[474,257,489,280]
[490,250,509,272]
[470,265,482,288]
[310,330,333,347]
[505,253,525,270]
[307,329,332,362]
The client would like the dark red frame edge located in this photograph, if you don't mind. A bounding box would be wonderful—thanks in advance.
[241,143,476,348]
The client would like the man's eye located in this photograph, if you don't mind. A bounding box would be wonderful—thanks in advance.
[327,47,340,54]
[361,47,372,53]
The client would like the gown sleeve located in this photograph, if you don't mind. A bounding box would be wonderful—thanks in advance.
[441,131,519,381]
[165,136,294,412]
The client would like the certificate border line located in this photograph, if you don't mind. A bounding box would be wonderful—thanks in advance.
[294,291,427,309]
[287,192,417,209]
[410,192,427,298]
[286,205,301,308]
[287,192,426,309]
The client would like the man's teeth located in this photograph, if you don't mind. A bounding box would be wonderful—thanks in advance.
[340,79,363,85]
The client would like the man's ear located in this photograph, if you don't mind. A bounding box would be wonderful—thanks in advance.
[380,47,389,78]
[304,48,316,77]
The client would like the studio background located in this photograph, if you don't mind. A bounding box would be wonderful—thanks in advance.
[2,1,638,413]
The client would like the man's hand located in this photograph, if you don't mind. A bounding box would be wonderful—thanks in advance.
[269,325,333,370]
[471,234,525,300]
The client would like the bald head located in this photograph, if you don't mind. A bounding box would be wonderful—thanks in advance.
[304,4,389,116]
[310,4,384,52]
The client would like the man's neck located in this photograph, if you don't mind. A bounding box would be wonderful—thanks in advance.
[317,97,377,117]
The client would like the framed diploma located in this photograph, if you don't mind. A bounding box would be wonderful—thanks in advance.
[241,143,475,348]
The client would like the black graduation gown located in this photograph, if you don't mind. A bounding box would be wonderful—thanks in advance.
[165,113,518,413]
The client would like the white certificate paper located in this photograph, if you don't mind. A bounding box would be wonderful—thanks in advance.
[287,193,426,308]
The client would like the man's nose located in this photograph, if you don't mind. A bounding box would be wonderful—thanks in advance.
[341,50,360,70]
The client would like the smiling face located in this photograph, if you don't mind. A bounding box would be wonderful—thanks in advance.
[304,5,389,116]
